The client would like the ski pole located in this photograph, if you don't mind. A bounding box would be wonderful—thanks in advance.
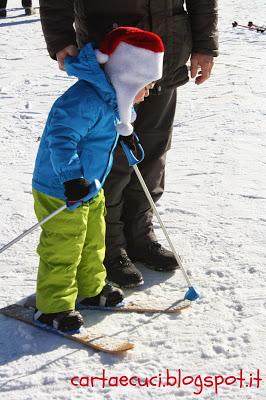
[133,164,199,301]
[232,21,265,33]
[120,135,199,301]
[0,204,66,255]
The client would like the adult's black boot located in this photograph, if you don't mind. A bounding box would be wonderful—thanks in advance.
[128,241,180,272]
[105,251,144,288]
[79,283,124,307]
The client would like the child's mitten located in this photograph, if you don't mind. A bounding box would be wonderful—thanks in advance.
[64,178,101,210]
[64,178,90,202]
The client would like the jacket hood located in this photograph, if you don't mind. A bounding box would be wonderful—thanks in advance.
[64,43,117,108]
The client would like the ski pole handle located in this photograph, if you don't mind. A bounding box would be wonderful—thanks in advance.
[120,132,145,166]
[0,204,67,255]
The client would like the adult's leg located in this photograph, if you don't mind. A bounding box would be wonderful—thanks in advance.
[0,0,7,17]
[104,88,176,259]
[22,0,32,8]
[123,88,177,247]
[104,146,134,261]
[103,88,177,284]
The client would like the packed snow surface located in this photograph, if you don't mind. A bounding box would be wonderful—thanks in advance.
[0,0,265,399]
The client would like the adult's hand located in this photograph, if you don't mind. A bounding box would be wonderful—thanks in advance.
[56,45,79,71]
[190,53,214,85]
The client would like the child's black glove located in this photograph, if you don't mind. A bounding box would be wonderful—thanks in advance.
[119,134,137,153]
[64,178,91,202]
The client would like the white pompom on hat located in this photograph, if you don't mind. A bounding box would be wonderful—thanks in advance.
[95,27,164,136]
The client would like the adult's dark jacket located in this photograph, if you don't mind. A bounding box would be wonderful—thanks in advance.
[39,0,218,89]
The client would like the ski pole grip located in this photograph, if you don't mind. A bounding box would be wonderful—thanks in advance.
[120,132,145,166]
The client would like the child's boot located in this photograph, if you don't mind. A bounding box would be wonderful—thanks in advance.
[79,283,124,307]
[34,309,83,331]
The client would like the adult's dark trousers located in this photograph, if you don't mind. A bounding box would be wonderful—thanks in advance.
[0,0,32,9]
[104,88,177,261]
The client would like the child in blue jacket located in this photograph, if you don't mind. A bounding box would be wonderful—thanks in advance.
[32,27,164,331]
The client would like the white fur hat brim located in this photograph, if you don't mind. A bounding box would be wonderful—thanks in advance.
[103,42,163,136]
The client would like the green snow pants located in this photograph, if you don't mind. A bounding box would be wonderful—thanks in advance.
[33,189,107,313]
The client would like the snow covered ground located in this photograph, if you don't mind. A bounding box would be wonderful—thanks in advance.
[0,1,265,399]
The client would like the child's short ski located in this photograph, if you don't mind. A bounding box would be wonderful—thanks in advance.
[79,299,191,314]
[0,304,134,353]
[23,294,191,314]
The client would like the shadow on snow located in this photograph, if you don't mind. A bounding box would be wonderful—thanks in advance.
[0,18,40,28]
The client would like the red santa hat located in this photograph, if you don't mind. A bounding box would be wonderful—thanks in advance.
[95,27,164,136]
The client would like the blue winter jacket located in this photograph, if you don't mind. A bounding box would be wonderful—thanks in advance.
[32,44,119,200]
